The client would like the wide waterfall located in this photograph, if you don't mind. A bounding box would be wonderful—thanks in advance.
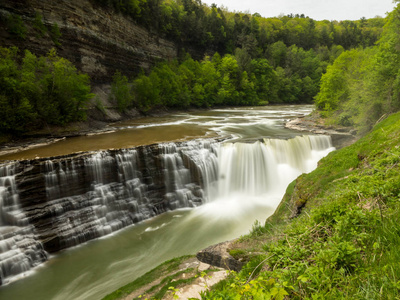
[0,135,334,286]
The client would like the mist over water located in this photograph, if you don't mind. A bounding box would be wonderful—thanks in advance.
[0,105,335,300]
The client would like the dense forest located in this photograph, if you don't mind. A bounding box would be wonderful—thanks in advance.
[105,0,386,113]
[0,0,390,137]
[0,48,92,135]
[316,1,400,133]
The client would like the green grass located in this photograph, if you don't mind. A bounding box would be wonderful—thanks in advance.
[101,255,193,300]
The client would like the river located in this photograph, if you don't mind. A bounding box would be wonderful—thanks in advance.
[0,105,312,160]
[0,105,334,300]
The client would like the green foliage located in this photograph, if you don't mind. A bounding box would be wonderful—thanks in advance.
[110,71,134,112]
[33,12,47,37]
[50,23,62,46]
[315,3,400,132]
[133,73,160,112]
[114,53,281,111]
[115,47,324,112]
[0,47,93,134]
[6,14,27,39]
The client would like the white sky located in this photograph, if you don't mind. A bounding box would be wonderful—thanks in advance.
[200,0,397,20]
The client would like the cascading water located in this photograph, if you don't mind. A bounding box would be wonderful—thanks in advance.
[211,135,334,200]
[195,135,335,220]
[0,164,47,285]
[161,140,219,208]
[0,133,334,290]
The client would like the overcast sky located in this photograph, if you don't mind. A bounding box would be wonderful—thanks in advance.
[200,0,397,21]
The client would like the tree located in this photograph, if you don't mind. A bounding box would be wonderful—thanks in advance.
[110,71,134,112]
[134,73,160,112]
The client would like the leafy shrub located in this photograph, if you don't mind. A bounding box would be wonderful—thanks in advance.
[6,14,27,39]
[50,23,62,46]
[33,12,47,37]
[110,71,134,112]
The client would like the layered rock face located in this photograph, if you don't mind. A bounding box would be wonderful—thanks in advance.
[0,0,178,82]
[0,140,219,284]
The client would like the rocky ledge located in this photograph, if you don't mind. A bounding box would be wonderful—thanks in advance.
[196,240,243,273]
[285,114,358,149]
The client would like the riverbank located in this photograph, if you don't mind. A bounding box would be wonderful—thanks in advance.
[285,110,358,149]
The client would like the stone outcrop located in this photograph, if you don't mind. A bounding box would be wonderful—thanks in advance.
[285,117,358,149]
[0,0,178,83]
[196,240,243,272]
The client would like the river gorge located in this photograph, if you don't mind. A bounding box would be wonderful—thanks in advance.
[0,105,335,299]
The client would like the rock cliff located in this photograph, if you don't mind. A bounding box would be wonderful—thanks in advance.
[0,0,178,83]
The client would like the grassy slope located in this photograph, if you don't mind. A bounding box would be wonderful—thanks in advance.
[203,112,400,299]
[105,112,400,299]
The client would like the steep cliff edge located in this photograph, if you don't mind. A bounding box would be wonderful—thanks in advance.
[0,0,178,83]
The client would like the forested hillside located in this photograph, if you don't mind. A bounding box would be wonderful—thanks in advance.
[316,1,400,134]
[0,0,387,138]
[103,0,385,111]
[94,0,384,53]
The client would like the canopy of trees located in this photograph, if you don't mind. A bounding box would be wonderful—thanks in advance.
[315,2,400,133]
[94,0,385,54]
[0,47,93,135]
[110,46,329,112]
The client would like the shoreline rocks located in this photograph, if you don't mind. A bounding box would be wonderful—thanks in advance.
[285,115,358,149]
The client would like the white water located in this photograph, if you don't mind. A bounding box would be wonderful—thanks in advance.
[0,164,47,285]
[197,135,334,221]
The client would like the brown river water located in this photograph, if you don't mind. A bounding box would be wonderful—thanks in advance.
[0,105,312,161]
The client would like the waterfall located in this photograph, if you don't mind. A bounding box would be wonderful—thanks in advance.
[215,135,334,198]
[0,163,48,285]
[0,164,25,227]
[160,140,219,208]
[0,134,334,285]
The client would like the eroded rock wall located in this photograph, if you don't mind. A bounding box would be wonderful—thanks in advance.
[0,0,178,83]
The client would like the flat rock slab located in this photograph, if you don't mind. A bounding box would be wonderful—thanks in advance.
[175,270,228,300]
